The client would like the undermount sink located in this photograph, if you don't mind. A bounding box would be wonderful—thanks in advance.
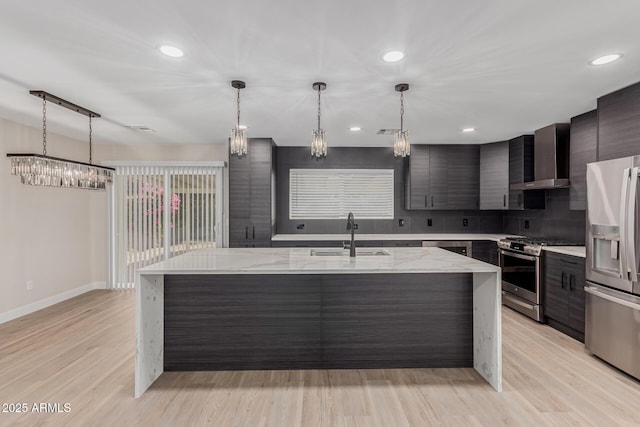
[309,249,390,257]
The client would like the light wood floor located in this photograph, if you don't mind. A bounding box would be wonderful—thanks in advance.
[1,290,639,426]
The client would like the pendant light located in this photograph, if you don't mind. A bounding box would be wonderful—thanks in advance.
[393,83,410,157]
[230,80,248,157]
[6,90,114,190]
[311,81,327,159]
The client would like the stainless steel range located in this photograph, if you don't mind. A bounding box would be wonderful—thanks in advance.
[498,236,581,322]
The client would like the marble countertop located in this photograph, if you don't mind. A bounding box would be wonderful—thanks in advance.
[272,233,516,242]
[138,247,500,275]
[542,246,586,258]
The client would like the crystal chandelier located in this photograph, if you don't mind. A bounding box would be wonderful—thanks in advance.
[393,83,411,158]
[311,82,327,159]
[230,80,248,157]
[6,91,114,190]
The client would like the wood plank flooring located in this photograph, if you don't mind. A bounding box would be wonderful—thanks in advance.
[1,290,639,426]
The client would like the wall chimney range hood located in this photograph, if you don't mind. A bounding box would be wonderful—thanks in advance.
[510,123,570,190]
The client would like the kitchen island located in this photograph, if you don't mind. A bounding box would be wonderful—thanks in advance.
[135,247,501,397]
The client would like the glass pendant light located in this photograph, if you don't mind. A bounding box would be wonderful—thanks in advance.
[230,80,247,157]
[393,83,411,158]
[311,82,327,159]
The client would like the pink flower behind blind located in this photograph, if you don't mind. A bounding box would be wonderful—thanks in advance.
[130,182,181,230]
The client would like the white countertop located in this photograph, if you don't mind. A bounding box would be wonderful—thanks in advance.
[138,247,500,275]
[272,233,515,242]
[542,246,586,258]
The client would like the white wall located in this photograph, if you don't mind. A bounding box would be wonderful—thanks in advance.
[0,117,104,317]
[1,117,228,319]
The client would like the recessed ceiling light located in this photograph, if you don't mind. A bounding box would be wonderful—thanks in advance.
[462,127,476,133]
[383,51,405,63]
[589,53,623,66]
[159,45,184,58]
[349,126,362,132]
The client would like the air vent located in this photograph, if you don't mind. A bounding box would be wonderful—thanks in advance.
[376,129,399,135]
[126,125,154,132]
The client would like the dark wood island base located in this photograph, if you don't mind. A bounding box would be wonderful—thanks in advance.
[164,273,473,371]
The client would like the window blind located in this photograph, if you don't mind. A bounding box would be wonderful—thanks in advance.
[289,169,394,219]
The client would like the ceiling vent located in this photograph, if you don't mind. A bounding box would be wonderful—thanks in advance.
[376,129,399,135]
[126,125,154,132]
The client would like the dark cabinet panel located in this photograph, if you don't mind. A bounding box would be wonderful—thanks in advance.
[480,141,509,210]
[471,241,498,265]
[405,145,479,211]
[321,274,473,368]
[508,136,545,210]
[570,110,598,210]
[164,274,322,371]
[543,252,585,341]
[404,145,430,210]
[598,81,640,161]
[382,240,423,247]
[229,138,275,247]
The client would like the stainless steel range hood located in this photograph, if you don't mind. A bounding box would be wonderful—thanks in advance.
[510,123,570,190]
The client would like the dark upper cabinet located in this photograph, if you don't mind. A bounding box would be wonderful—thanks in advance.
[508,136,545,210]
[569,110,598,210]
[405,145,479,210]
[229,138,276,247]
[404,145,430,210]
[598,81,640,161]
[543,251,586,342]
[480,141,509,210]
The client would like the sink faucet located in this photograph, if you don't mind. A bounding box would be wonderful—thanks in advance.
[345,212,356,257]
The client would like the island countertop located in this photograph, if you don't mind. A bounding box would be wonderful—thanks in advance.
[138,247,501,275]
[272,233,516,242]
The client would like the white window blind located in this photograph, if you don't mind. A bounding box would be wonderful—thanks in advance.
[289,169,394,219]
[111,165,222,289]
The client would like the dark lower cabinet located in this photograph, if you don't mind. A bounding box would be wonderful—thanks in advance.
[164,273,473,370]
[543,252,586,342]
[471,241,499,265]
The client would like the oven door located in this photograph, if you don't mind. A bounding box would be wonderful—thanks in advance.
[499,249,540,305]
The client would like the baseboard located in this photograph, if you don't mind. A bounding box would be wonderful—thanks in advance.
[0,282,107,324]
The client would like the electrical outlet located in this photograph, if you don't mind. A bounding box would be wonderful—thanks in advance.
[26,280,33,291]
[296,224,305,230]
[524,220,530,229]
[353,224,359,230]
[463,218,469,227]
[427,219,433,227]
[399,219,405,227]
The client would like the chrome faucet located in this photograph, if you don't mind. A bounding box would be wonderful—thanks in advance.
[345,212,356,257]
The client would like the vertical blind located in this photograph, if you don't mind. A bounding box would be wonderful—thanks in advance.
[111,165,219,289]
[289,169,394,219]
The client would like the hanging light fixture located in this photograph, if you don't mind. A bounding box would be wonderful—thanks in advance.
[311,81,327,159]
[6,91,114,190]
[393,83,411,157]
[230,80,248,157]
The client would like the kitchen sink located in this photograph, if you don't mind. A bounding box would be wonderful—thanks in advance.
[309,249,390,257]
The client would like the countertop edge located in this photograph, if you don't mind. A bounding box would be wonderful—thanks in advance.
[272,233,516,242]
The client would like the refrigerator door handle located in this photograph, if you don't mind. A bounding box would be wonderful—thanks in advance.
[627,167,639,282]
[620,168,631,280]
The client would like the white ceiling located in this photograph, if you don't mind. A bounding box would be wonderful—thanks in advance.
[1,0,639,148]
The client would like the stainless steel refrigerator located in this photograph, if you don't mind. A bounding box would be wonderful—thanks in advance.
[586,156,640,380]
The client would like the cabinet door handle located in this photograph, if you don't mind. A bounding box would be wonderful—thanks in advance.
[431,196,434,207]
[569,274,575,290]
[503,194,507,208]
[561,271,566,289]
[252,226,255,239]
[517,193,523,206]
[245,226,248,239]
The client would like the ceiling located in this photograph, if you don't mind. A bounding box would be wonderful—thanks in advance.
[1,0,639,148]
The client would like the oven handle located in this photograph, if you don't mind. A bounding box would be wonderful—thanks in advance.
[502,291,536,311]
[500,249,537,262]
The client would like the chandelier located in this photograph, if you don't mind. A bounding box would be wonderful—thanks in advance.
[393,83,411,157]
[311,81,327,159]
[230,80,247,157]
[6,91,114,190]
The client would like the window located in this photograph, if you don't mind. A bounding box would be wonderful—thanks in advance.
[289,169,394,219]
